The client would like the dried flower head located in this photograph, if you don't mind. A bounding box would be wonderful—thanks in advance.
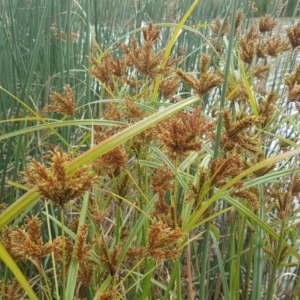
[74,224,98,285]
[120,23,180,77]
[235,10,244,34]
[292,174,300,197]
[45,84,76,116]
[156,107,207,159]
[211,18,227,36]
[98,239,121,276]
[221,110,262,154]
[263,35,291,57]
[285,63,300,102]
[0,279,25,300]
[231,189,260,211]
[90,53,127,91]
[24,146,98,206]
[92,126,127,177]
[142,22,160,44]
[1,216,70,269]
[286,21,300,49]
[152,166,174,195]
[210,155,244,186]
[227,79,249,102]
[147,220,183,261]
[124,98,146,122]
[98,289,118,300]
[252,65,270,80]
[159,76,180,99]
[259,15,277,33]
[239,37,258,64]
[259,92,278,127]
[211,10,243,36]
[177,66,223,96]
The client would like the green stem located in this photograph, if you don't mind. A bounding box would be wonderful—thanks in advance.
[199,1,238,299]
[266,220,286,300]
[140,258,156,299]
[251,184,265,300]
[60,206,66,300]
[45,202,60,299]
[176,259,182,300]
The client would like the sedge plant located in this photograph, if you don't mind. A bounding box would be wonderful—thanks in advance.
[1,1,300,300]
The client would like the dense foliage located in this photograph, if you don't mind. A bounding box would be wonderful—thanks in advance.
[1,1,300,299]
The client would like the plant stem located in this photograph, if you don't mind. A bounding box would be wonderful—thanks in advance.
[60,206,66,300]
[199,0,238,298]
[266,220,286,300]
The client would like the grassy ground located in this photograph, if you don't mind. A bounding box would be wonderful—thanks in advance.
[1,0,300,299]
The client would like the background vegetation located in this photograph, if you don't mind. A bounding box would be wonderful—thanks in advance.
[1,0,300,299]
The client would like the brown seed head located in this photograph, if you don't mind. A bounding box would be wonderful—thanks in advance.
[24,146,98,206]
[45,84,76,116]
[259,15,277,33]
[286,21,300,49]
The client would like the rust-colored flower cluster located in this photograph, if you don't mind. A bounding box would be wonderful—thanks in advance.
[221,110,262,154]
[210,155,244,187]
[259,15,277,33]
[92,125,127,177]
[90,23,181,97]
[0,280,25,300]
[128,220,183,262]
[156,107,211,159]
[74,224,98,285]
[121,23,180,77]
[259,92,278,127]
[24,146,98,206]
[90,53,128,92]
[285,62,300,103]
[238,15,291,64]
[177,54,223,96]
[286,21,300,49]
[265,172,300,221]
[211,10,244,37]
[44,84,76,116]
[98,239,121,276]
[1,216,72,269]
[147,220,183,261]
[231,189,260,212]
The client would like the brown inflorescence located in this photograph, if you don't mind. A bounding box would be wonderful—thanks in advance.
[1,216,73,270]
[259,92,278,127]
[92,125,128,177]
[45,84,76,116]
[147,220,183,261]
[286,21,300,49]
[262,35,291,57]
[259,15,277,33]
[98,289,118,300]
[159,75,181,99]
[285,63,300,103]
[120,23,180,77]
[24,146,98,206]
[0,280,25,300]
[238,25,260,64]
[221,110,262,154]
[177,56,223,97]
[98,239,121,276]
[231,189,260,212]
[74,224,98,285]
[227,79,249,102]
[156,107,211,159]
[90,54,127,92]
[210,155,244,187]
